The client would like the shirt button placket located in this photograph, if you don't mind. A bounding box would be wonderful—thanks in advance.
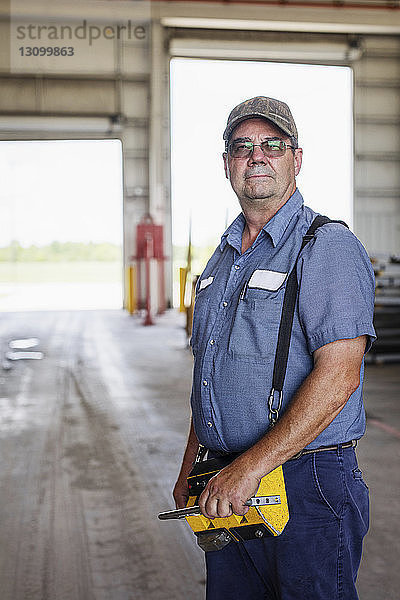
[202,381,213,434]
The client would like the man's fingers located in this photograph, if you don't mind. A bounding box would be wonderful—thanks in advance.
[174,494,188,509]
[173,476,190,509]
[173,490,187,509]
[230,501,250,517]
[199,488,249,518]
[198,469,259,518]
[198,487,212,518]
[217,498,232,518]
[173,484,189,509]
[205,496,220,519]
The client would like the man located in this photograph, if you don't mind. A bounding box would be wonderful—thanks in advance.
[173,96,376,599]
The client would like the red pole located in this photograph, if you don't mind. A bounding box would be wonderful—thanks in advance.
[144,233,154,326]
[157,259,166,314]
[136,259,142,310]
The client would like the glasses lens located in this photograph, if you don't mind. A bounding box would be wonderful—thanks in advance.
[229,141,253,158]
[261,140,286,157]
[229,140,287,158]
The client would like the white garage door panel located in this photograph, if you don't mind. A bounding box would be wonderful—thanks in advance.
[123,126,148,150]
[121,42,151,76]
[124,156,148,188]
[42,79,116,113]
[355,161,400,189]
[361,197,400,213]
[355,87,400,118]
[0,79,36,111]
[362,36,400,53]
[122,82,149,118]
[356,123,400,154]
[358,57,400,81]
[356,210,400,255]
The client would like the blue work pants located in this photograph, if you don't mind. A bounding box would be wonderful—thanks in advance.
[205,446,369,600]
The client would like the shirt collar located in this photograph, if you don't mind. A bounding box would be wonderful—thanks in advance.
[219,213,246,253]
[262,188,304,247]
[220,188,304,251]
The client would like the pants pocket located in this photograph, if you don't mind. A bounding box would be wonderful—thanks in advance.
[312,452,347,519]
[352,466,369,490]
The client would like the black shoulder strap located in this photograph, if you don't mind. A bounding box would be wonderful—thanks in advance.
[268,216,348,425]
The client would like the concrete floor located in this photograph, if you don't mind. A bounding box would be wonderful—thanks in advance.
[0,309,398,600]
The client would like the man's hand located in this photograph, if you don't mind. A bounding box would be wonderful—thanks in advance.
[173,418,200,509]
[173,472,190,509]
[198,458,261,519]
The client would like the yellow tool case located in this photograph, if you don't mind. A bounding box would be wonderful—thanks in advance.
[159,454,289,551]
[186,456,289,550]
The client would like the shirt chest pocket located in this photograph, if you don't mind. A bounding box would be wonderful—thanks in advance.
[228,274,286,363]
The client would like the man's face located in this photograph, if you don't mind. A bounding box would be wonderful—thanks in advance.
[223,118,302,208]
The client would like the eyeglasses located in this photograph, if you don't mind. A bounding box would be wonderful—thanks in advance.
[228,139,296,159]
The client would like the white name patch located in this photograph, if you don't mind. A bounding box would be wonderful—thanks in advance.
[248,269,287,291]
[199,276,214,291]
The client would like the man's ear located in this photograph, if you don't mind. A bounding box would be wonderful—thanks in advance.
[223,152,230,180]
[294,148,303,176]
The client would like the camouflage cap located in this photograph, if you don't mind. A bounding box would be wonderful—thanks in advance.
[223,96,298,146]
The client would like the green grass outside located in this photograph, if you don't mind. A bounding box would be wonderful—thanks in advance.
[0,261,122,283]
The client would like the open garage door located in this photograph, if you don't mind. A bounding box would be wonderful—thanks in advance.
[0,139,123,311]
[170,57,353,248]
[168,29,400,259]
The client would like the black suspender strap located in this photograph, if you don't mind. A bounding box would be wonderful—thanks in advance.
[268,215,348,426]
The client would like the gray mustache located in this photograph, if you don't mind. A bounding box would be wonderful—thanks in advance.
[245,169,274,178]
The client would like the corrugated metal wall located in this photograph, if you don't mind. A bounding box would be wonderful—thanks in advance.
[354,35,400,256]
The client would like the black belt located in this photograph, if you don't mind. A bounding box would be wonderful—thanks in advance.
[208,440,357,463]
[289,439,357,461]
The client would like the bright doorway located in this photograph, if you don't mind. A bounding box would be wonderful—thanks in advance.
[170,58,353,301]
[0,139,123,311]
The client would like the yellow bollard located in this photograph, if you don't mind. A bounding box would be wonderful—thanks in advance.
[125,266,130,311]
[179,267,187,313]
[126,265,137,315]
[186,276,197,338]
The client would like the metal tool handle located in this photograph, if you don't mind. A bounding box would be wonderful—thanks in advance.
[158,495,281,520]
[246,495,281,506]
[158,506,204,520]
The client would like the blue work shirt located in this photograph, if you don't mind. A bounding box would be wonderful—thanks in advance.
[190,189,376,454]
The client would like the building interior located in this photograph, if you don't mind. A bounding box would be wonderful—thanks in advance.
[0,1,399,598]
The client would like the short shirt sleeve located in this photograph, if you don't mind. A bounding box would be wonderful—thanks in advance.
[297,223,376,355]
